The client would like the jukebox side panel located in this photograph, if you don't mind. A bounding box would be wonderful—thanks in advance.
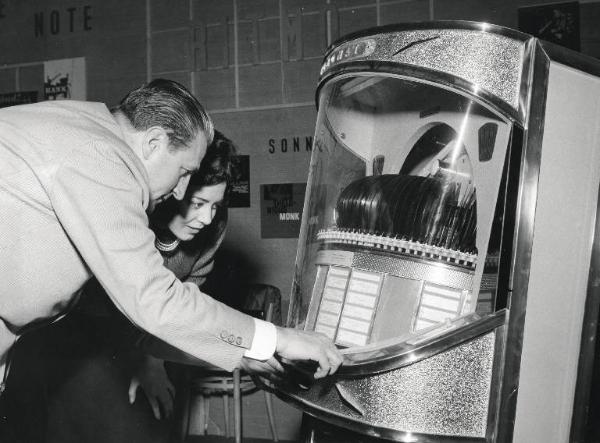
[513,62,600,442]
[283,330,499,440]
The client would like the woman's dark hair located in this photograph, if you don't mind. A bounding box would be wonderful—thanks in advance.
[150,130,237,249]
[111,78,214,150]
[187,130,239,198]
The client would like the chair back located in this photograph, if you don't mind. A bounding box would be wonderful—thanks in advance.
[241,284,282,325]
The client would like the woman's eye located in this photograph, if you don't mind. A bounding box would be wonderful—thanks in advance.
[191,202,204,209]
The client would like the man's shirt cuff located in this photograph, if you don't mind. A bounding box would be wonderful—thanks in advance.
[243,318,277,360]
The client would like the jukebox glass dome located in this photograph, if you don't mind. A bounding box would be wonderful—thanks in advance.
[289,73,512,364]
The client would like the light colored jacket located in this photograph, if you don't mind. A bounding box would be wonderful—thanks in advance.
[0,100,254,377]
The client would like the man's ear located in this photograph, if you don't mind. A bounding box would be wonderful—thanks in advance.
[141,126,170,160]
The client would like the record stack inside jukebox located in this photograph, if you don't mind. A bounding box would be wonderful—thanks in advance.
[273,22,600,443]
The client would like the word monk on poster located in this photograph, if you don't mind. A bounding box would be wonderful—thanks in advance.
[260,183,306,238]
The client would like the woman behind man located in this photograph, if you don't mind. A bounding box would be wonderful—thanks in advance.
[126,129,237,426]
[4,131,252,443]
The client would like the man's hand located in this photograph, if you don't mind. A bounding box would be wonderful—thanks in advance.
[239,356,284,383]
[275,327,343,379]
[128,354,175,420]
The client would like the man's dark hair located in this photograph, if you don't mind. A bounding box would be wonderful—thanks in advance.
[188,130,239,195]
[112,78,214,150]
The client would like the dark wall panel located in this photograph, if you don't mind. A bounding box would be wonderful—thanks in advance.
[433,0,516,27]
[338,3,378,37]
[258,17,282,62]
[19,64,45,97]
[239,63,282,106]
[283,58,321,103]
[0,69,16,94]
[152,29,192,73]
[380,0,430,25]
[151,0,190,30]
[194,68,236,109]
[582,2,600,58]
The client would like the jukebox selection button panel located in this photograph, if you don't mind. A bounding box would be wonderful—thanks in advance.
[309,250,474,349]
[314,266,383,347]
[414,283,467,331]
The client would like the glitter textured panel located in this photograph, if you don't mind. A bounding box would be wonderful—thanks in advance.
[325,29,524,109]
[294,333,495,437]
[352,252,474,290]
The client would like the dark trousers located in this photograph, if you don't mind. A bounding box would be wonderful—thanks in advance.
[0,303,177,443]
[0,312,103,443]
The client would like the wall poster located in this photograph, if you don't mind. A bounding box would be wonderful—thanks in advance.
[518,2,580,51]
[260,183,306,238]
[229,155,250,208]
[43,57,86,100]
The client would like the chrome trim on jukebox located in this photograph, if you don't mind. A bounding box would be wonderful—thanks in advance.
[326,21,531,52]
[338,310,506,376]
[517,39,536,126]
[318,23,528,116]
[300,414,487,443]
[485,314,509,442]
[317,63,523,125]
[495,43,550,443]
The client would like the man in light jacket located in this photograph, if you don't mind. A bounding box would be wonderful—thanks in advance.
[0,79,342,398]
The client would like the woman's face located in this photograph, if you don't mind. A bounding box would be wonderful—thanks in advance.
[168,182,227,241]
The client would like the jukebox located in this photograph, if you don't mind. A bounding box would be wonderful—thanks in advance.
[273,22,600,442]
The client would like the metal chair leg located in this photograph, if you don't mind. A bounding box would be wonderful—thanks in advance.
[177,370,192,441]
[178,390,191,441]
[233,368,242,443]
[202,395,210,435]
[223,392,230,437]
[264,389,279,441]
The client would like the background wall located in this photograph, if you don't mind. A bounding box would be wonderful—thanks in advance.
[2,0,600,315]
[1,0,600,440]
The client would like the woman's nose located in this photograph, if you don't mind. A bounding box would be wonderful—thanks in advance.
[197,207,214,225]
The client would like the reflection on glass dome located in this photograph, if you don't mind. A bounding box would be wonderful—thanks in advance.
[290,73,511,353]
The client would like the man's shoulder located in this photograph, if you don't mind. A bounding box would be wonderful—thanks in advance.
[1,100,119,141]
[43,100,118,134]
[42,102,147,186]
[3,99,109,118]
